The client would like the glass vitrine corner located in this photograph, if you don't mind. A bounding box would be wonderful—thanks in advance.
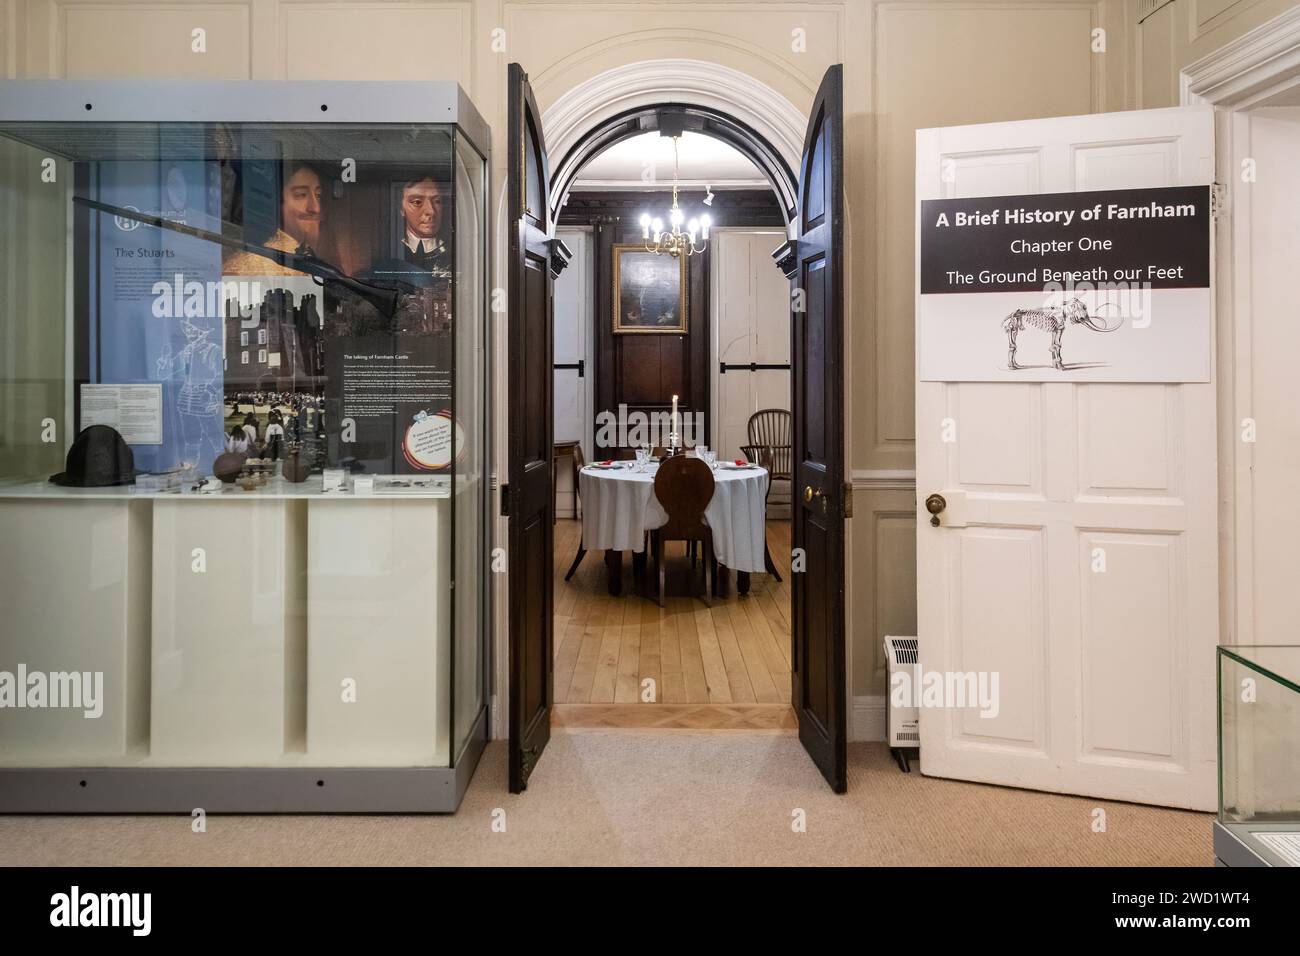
[1215,644,1300,866]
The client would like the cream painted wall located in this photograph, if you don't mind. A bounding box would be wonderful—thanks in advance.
[7,0,1274,713]
[1136,0,1298,107]
[1230,107,1300,643]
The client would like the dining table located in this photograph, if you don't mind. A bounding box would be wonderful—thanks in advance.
[578,455,769,597]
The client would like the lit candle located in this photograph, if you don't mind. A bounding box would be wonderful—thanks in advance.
[671,394,679,440]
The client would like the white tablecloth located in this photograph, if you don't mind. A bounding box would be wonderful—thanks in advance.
[579,461,769,573]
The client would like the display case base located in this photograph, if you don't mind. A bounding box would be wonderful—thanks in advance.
[1213,820,1299,867]
[0,708,486,815]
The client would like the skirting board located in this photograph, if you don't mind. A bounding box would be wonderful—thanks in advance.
[852,696,886,742]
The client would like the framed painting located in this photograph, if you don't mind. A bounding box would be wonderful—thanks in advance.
[612,244,687,334]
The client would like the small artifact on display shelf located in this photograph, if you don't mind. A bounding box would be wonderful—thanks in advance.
[282,445,312,483]
[212,451,246,484]
[321,468,346,493]
[378,475,436,492]
[49,424,136,488]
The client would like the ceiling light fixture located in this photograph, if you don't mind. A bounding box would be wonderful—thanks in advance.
[639,135,710,258]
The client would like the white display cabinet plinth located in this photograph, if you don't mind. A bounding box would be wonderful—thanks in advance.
[307,499,449,767]
[0,500,150,765]
[149,499,307,765]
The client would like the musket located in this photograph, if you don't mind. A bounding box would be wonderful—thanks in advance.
[73,195,406,317]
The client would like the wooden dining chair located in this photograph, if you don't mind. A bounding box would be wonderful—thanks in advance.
[563,443,588,582]
[650,454,715,606]
[742,407,791,583]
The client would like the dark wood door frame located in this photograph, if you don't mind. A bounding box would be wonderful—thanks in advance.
[507,62,570,793]
[774,65,847,793]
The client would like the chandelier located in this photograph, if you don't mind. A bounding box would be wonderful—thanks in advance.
[639,135,711,258]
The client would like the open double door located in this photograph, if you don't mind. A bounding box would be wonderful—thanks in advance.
[504,63,849,793]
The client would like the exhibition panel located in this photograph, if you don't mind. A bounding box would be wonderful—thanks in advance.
[0,82,490,810]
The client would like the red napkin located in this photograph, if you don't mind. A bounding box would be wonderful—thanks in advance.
[735,459,747,466]
[600,460,613,466]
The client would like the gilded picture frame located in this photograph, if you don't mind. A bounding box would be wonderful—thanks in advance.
[612,244,688,334]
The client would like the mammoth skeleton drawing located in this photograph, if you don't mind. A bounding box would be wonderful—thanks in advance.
[1002,297,1121,370]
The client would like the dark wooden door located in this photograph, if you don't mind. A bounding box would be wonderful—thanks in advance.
[507,63,568,792]
[776,65,847,793]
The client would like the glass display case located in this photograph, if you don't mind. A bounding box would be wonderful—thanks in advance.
[1216,645,1300,865]
[0,81,490,812]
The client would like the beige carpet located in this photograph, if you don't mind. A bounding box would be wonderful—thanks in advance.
[0,735,1212,866]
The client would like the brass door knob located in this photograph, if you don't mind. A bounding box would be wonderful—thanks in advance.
[804,485,814,503]
[925,493,947,527]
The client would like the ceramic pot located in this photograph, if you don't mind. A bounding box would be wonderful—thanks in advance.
[213,451,246,484]
[282,449,311,483]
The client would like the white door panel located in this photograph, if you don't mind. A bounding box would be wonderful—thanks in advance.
[711,229,790,496]
[755,246,791,362]
[553,228,591,517]
[916,107,1218,810]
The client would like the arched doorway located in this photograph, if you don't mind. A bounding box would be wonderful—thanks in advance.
[548,103,799,227]
[540,59,807,231]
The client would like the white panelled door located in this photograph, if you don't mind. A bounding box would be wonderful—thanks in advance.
[914,107,1219,810]
[553,228,591,517]
[712,228,790,506]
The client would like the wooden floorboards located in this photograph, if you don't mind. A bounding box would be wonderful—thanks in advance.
[553,703,798,732]
[553,518,794,730]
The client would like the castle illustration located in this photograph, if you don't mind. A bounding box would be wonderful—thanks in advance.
[223,287,325,393]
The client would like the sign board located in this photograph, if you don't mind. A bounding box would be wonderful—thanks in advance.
[80,384,163,445]
[918,185,1211,382]
[92,160,224,469]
